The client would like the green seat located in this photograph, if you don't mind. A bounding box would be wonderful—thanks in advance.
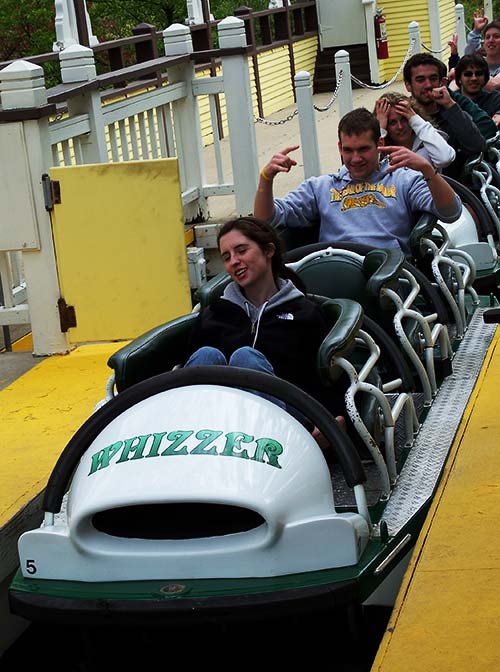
[291,247,410,356]
[292,248,404,319]
[289,245,450,400]
[195,271,231,310]
[108,313,198,394]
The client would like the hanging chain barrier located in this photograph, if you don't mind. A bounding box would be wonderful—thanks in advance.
[422,37,453,55]
[313,69,344,112]
[254,37,415,123]
[254,69,344,124]
[350,38,416,90]
[254,108,298,125]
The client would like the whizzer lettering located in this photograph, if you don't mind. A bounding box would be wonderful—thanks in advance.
[88,429,284,475]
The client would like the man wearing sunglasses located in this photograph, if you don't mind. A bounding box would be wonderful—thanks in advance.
[403,53,496,178]
[455,54,500,126]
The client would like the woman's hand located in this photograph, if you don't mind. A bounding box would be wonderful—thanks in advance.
[448,33,458,55]
[375,98,390,130]
[485,73,500,91]
[393,99,416,119]
[473,8,489,33]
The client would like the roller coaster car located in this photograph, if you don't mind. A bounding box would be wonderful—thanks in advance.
[9,223,496,627]
[10,254,440,627]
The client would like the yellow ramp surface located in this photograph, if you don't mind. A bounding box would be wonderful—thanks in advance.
[372,332,500,671]
[0,344,120,528]
[50,159,192,343]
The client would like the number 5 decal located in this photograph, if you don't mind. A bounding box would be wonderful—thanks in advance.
[26,559,37,575]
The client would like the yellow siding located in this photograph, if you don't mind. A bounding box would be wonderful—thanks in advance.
[248,57,260,118]
[258,46,295,117]
[378,0,455,82]
[292,36,318,77]
[439,0,457,62]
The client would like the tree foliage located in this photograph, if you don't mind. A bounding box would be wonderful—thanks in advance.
[0,1,55,61]
[88,0,271,37]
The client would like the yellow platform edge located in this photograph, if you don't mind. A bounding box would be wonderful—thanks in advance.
[11,333,33,352]
[371,330,500,672]
[0,341,127,527]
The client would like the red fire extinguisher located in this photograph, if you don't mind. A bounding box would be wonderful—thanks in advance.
[375,8,389,59]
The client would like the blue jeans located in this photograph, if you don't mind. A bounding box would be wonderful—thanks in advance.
[184,346,287,411]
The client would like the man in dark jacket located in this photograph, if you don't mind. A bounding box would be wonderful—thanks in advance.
[455,53,500,126]
[403,53,497,178]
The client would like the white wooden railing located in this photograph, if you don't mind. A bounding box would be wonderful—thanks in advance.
[0,18,259,354]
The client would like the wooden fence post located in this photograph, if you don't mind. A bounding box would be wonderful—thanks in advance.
[295,71,321,178]
[132,23,161,85]
[59,44,108,163]
[335,50,353,120]
[363,0,380,85]
[0,61,70,354]
[217,16,259,217]
[163,24,208,222]
[428,0,443,61]
[455,4,466,57]
[408,22,422,55]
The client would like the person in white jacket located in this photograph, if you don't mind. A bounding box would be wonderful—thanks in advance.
[374,93,456,171]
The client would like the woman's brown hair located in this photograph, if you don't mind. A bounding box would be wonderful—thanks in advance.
[217,216,306,291]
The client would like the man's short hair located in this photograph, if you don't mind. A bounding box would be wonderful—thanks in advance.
[403,53,447,83]
[338,108,381,143]
[455,53,490,87]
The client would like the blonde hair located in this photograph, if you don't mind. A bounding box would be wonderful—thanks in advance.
[375,93,435,126]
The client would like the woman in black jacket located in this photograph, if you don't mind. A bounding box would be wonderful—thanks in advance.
[185,216,344,439]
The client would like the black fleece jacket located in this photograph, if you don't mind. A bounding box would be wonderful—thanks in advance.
[187,294,335,405]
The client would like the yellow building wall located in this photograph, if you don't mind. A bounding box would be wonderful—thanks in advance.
[439,0,457,61]
[378,0,455,82]
[258,46,294,117]
[292,36,319,79]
